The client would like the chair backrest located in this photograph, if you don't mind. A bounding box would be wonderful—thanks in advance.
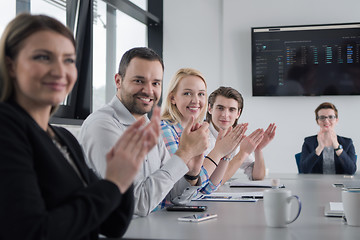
[294,153,356,174]
[295,152,302,173]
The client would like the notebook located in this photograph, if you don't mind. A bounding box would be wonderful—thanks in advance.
[324,202,343,217]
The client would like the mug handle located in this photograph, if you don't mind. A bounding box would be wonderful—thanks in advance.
[286,195,302,224]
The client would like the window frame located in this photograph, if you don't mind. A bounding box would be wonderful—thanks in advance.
[50,0,163,125]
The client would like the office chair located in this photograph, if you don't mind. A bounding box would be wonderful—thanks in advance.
[295,153,302,173]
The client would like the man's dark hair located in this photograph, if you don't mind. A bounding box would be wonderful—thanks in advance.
[206,86,244,128]
[118,47,164,79]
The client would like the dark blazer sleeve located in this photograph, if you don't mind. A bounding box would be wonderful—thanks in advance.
[99,185,135,237]
[55,127,135,238]
[335,136,357,174]
[0,104,133,240]
[300,136,321,173]
[300,135,357,174]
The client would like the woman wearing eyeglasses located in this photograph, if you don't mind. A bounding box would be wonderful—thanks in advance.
[300,102,357,174]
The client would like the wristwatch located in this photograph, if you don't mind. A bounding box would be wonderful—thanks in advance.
[184,173,200,181]
[334,145,343,151]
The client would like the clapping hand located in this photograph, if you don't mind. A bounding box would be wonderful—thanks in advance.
[177,116,209,163]
[214,123,248,157]
[176,117,209,176]
[317,127,338,149]
[255,123,276,151]
[239,128,264,156]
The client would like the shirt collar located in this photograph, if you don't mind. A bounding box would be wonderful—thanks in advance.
[209,121,219,138]
[108,95,149,126]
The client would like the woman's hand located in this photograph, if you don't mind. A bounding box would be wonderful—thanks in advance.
[317,129,326,149]
[316,127,337,155]
[329,129,339,149]
[317,127,338,148]
[176,117,209,164]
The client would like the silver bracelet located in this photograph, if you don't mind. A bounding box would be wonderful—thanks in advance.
[221,157,231,162]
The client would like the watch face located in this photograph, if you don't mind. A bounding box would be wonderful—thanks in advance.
[335,145,343,151]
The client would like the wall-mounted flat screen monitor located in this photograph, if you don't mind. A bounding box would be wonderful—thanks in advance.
[252,23,360,96]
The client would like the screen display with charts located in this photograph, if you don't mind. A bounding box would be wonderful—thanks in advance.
[252,23,360,96]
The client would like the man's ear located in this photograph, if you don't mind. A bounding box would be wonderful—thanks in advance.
[236,108,242,118]
[208,104,213,114]
[115,73,122,90]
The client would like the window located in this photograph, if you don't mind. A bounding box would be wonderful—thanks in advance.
[129,0,147,11]
[115,10,148,70]
[92,0,148,112]
[0,2,15,35]
[67,0,162,123]
[31,0,66,25]
[2,0,162,125]
[93,0,107,111]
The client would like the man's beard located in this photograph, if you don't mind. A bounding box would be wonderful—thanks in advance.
[121,91,158,115]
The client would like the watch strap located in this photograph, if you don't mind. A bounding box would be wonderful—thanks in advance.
[184,173,200,181]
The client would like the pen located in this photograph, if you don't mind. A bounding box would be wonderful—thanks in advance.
[241,196,263,199]
[203,196,232,199]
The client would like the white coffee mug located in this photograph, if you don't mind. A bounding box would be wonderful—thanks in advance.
[263,189,302,227]
[342,190,360,227]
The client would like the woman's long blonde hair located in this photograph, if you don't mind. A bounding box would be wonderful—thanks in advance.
[161,68,207,125]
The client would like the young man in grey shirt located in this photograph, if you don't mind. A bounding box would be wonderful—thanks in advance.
[79,47,209,216]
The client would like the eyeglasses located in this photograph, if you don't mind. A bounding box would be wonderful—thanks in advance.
[317,115,337,121]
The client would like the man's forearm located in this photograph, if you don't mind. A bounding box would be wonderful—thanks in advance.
[252,150,266,180]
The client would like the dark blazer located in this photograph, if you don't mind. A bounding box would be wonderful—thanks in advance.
[0,101,134,240]
[300,135,357,174]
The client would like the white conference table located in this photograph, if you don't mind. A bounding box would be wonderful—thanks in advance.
[121,173,360,240]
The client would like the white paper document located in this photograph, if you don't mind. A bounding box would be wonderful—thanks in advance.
[192,191,263,202]
[324,202,343,217]
[330,202,343,211]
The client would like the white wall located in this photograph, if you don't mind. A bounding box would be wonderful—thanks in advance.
[163,0,360,173]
